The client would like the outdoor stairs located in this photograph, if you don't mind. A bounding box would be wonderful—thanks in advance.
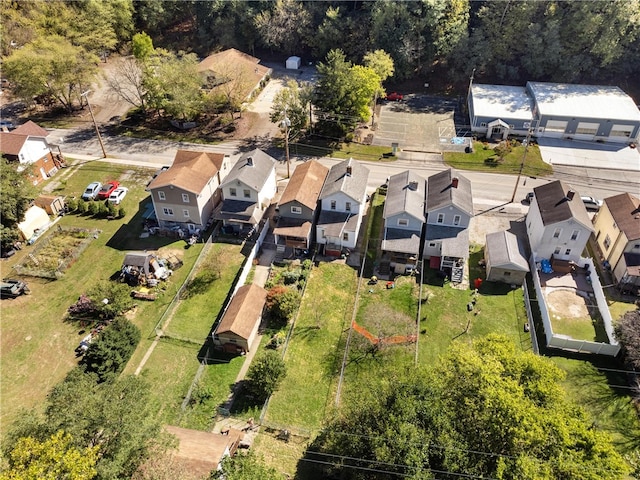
[451,266,463,283]
[274,244,286,264]
[378,260,390,276]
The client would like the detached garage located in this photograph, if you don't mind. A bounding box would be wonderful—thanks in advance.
[485,231,529,285]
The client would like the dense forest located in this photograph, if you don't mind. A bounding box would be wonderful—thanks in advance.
[2,0,639,96]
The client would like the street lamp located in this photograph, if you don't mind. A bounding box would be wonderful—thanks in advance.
[80,90,107,158]
[280,111,291,178]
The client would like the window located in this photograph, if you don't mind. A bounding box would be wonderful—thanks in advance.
[291,206,302,215]
[565,248,572,256]
[429,243,436,247]
[243,189,251,198]
[552,228,562,239]
[570,230,579,241]
[158,191,166,200]
[504,271,511,277]
[230,187,237,197]
[397,218,409,227]
[183,210,189,218]
[320,229,326,238]
[508,124,515,129]
[162,207,174,216]
[346,202,351,212]
[437,213,445,224]
[554,247,561,255]
[182,193,189,203]
[633,244,640,250]
[603,234,611,250]
[330,200,336,210]
[453,215,461,226]
[342,232,349,241]
[480,122,487,127]
[610,128,632,138]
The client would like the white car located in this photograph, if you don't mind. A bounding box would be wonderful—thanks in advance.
[108,187,128,205]
[581,196,603,211]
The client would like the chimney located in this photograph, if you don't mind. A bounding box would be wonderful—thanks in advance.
[566,190,575,201]
[246,157,253,166]
[451,177,459,188]
[346,165,352,176]
[408,181,418,191]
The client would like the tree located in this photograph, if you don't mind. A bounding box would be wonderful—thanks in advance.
[87,281,136,319]
[211,452,281,480]
[255,0,311,55]
[3,35,99,112]
[245,351,287,402]
[270,80,312,138]
[81,317,141,382]
[363,49,395,83]
[105,56,146,109]
[0,157,37,250]
[2,430,99,480]
[266,285,301,326]
[309,335,629,480]
[614,310,640,370]
[132,32,154,60]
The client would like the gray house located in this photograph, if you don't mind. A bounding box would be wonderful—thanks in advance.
[381,170,426,272]
[485,231,529,285]
[469,82,640,143]
[423,169,473,283]
[273,160,328,250]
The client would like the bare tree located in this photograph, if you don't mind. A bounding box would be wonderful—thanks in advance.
[614,310,640,370]
[104,56,146,109]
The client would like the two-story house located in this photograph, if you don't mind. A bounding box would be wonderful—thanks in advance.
[215,149,277,232]
[423,169,473,283]
[526,180,594,263]
[593,192,640,292]
[0,120,65,185]
[148,150,231,234]
[316,158,370,255]
[273,160,328,251]
[382,170,427,273]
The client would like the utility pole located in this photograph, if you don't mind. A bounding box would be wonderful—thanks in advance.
[510,107,536,203]
[80,90,107,158]
[280,110,291,178]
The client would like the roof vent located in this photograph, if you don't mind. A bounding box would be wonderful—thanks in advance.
[566,190,575,201]
[408,181,418,191]
[246,157,253,166]
[451,177,459,188]
[346,165,352,176]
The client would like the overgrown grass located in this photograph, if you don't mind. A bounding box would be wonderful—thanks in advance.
[285,137,396,162]
[362,190,385,278]
[444,140,553,177]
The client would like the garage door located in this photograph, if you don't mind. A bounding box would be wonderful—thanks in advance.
[608,124,635,143]
[574,122,599,141]
[541,120,567,138]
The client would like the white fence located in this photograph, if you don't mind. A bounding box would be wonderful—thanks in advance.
[529,255,620,357]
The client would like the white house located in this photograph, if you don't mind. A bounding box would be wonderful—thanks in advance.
[526,180,594,263]
[148,150,232,233]
[423,169,473,283]
[215,149,277,232]
[381,170,427,271]
[316,158,369,255]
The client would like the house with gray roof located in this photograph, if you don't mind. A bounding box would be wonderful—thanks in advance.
[469,82,640,143]
[214,149,276,231]
[485,231,529,285]
[526,180,594,263]
[381,170,426,271]
[316,158,369,255]
[423,169,473,283]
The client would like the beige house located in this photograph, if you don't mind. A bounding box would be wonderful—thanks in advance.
[593,192,640,290]
[213,284,267,354]
[485,231,529,285]
[148,150,231,234]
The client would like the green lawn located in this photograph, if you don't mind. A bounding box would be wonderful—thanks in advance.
[284,137,396,162]
[444,140,553,177]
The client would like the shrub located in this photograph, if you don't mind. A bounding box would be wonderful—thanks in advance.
[281,269,301,285]
[266,286,301,327]
[87,201,99,215]
[76,199,87,214]
[118,207,126,218]
[245,350,286,402]
[65,197,77,212]
[266,331,286,350]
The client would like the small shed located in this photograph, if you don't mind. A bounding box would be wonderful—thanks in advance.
[213,284,267,354]
[17,205,50,241]
[35,195,66,216]
[286,56,301,70]
[485,230,529,285]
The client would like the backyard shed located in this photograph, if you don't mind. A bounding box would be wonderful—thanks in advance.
[213,284,267,354]
[286,56,301,70]
[17,205,50,241]
[35,195,66,216]
[485,230,529,285]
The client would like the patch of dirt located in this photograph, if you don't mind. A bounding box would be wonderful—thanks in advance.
[546,289,589,318]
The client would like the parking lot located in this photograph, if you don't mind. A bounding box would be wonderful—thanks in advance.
[372,94,459,152]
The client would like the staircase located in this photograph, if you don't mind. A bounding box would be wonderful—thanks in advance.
[451,265,463,283]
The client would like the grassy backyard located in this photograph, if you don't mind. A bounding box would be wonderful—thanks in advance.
[444,139,553,177]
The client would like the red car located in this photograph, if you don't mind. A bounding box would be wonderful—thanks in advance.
[97,180,120,200]
[385,92,403,101]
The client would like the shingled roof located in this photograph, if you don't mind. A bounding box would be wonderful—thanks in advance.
[221,149,276,191]
[533,180,593,230]
[12,120,49,137]
[603,193,640,241]
[320,158,369,203]
[384,170,426,222]
[279,160,329,210]
[148,150,226,194]
[0,132,27,155]
[216,284,267,339]
[426,168,473,215]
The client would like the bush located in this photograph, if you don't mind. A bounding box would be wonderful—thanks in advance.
[266,331,286,350]
[118,207,126,218]
[281,269,301,285]
[76,199,87,214]
[266,286,301,327]
[245,350,286,402]
[87,201,99,216]
[65,197,77,212]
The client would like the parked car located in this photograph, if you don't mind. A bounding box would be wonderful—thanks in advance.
[1,279,30,299]
[97,181,120,200]
[108,187,128,205]
[81,182,102,201]
[524,192,534,204]
[385,92,403,101]
[0,120,15,130]
[581,196,603,211]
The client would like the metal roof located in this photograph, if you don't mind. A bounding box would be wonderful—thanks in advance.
[470,84,533,121]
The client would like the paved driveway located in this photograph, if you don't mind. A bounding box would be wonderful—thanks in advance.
[538,137,640,172]
[372,94,457,152]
